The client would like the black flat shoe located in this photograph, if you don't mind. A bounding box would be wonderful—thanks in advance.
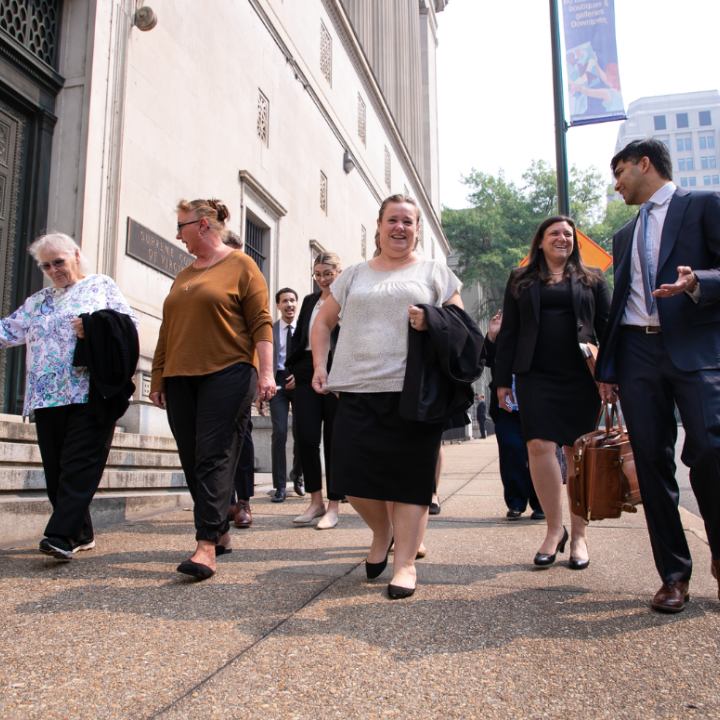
[568,556,590,570]
[366,536,394,580]
[177,560,215,579]
[388,583,416,600]
[506,509,522,520]
[429,502,441,515]
[530,510,546,520]
[215,545,232,556]
[534,527,568,566]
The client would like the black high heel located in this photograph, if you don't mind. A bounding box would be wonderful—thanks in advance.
[534,527,568,566]
[366,536,394,579]
[568,539,590,570]
[388,583,416,600]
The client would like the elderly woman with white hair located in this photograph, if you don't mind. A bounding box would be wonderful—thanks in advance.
[0,232,137,560]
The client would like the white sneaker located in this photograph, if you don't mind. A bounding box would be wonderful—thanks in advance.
[72,539,96,553]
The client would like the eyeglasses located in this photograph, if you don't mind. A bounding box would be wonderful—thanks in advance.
[312,271,337,280]
[177,219,200,233]
[38,253,71,272]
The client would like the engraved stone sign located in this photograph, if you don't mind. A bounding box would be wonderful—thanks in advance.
[126,218,193,278]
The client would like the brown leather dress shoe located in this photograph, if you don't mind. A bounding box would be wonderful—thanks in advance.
[712,559,720,600]
[234,500,252,528]
[652,581,690,613]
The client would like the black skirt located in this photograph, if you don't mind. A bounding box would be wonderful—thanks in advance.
[331,392,444,506]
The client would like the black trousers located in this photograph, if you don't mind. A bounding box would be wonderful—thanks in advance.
[494,410,541,513]
[269,370,302,489]
[35,403,116,543]
[232,412,254,502]
[617,328,720,583]
[165,362,256,543]
[478,414,487,438]
[292,352,342,500]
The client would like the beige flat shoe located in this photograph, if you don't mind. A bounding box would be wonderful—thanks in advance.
[293,506,326,524]
[316,513,338,530]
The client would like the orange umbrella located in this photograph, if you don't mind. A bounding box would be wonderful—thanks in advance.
[520,229,612,271]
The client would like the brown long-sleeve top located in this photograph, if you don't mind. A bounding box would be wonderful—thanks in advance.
[151,250,273,393]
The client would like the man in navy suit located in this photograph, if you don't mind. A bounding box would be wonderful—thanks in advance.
[596,138,720,613]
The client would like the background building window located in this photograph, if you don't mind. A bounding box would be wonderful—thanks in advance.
[358,94,366,145]
[699,111,712,126]
[713,175,719,185]
[702,157,708,169]
[320,171,327,214]
[0,0,59,67]
[689,177,697,187]
[701,156,715,169]
[681,177,688,187]
[686,158,694,171]
[320,22,332,85]
[654,115,666,131]
[677,137,692,152]
[704,176,711,186]
[676,113,689,129]
[699,136,715,150]
[245,218,266,273]
[679,159,685,171]
[384,146,391,188]
[257,90,269,145]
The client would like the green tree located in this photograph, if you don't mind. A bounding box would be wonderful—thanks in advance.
[443,162,636,316]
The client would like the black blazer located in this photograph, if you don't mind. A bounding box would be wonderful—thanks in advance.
[495,269,611,389]
[596,188,720,383]
[286,292,339,371]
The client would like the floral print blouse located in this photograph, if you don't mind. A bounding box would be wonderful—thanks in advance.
[0,274,137,416]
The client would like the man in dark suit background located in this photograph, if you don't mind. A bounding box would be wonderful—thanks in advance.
[476,394,487,438]
[596,138,720,613]
[267,288,304,503]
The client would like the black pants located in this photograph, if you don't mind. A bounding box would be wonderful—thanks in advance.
[617,328,720,583]
[232,412,254,502]
[292,352,342,500]
[478,415,487,438]
[165,362,256,543]
[494,410,541,513]
[35,403,116,543]
[269,370,302,489]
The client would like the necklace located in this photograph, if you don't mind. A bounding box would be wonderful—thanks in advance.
[549,270,564,275]
[184,251,219,291]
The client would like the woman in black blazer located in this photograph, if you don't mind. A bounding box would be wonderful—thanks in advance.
[495,215,611,570]
[285,252,343,528]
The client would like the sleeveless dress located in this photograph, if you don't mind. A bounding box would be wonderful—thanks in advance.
[514,279,600,447]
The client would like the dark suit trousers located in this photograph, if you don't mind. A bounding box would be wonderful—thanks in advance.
[232,411,254,502]
[617,329,720,583]
[292,352,343,500]
[35,403,116,543]
[494,410,541,513]
[269,370,302,489]
[166,362,256,543]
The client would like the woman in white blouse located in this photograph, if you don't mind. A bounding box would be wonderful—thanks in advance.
[0,233,136,560]
[311,195,463,599]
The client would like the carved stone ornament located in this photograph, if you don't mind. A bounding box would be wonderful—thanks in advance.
[134,6,157,32]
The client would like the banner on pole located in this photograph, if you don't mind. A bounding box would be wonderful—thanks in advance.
[562,0,626,127]
[519,229,613,272]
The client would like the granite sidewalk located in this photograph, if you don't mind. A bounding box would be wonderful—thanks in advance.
[1,438,718,720]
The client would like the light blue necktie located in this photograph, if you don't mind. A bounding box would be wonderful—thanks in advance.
[635,201,655,314]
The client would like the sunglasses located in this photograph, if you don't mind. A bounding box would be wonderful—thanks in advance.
[38,253,72,272]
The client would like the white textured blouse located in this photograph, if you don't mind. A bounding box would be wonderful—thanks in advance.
[326,259,461,393]
[0,274,137,416]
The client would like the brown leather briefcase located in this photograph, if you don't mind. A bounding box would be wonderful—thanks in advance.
[568,404,642,521]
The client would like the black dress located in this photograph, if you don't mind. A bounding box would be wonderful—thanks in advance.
[514,279,600,447]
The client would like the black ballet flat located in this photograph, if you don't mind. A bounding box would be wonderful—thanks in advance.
[534,527,568,567]
[177,559,215,579]
[366,537,394,580]
[388,583,416,600]
[568,556,590,570]
[214,545,232,556]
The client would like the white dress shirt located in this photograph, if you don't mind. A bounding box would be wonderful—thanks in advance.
[621,181,684,327]
[277,319,296,371]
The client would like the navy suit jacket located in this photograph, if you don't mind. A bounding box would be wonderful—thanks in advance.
[596,188,720,383]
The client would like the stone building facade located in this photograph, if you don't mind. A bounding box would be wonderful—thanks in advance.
[0,0,450,433]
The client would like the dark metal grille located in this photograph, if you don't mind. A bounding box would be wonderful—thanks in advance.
[244,218,266,272]
[0,0,59,68]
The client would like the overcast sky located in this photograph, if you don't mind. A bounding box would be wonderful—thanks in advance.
[436,0,720,209]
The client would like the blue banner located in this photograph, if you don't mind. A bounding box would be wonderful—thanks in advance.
[562,0,626,126]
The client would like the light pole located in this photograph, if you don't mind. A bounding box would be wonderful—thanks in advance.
[549,0,570,216]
